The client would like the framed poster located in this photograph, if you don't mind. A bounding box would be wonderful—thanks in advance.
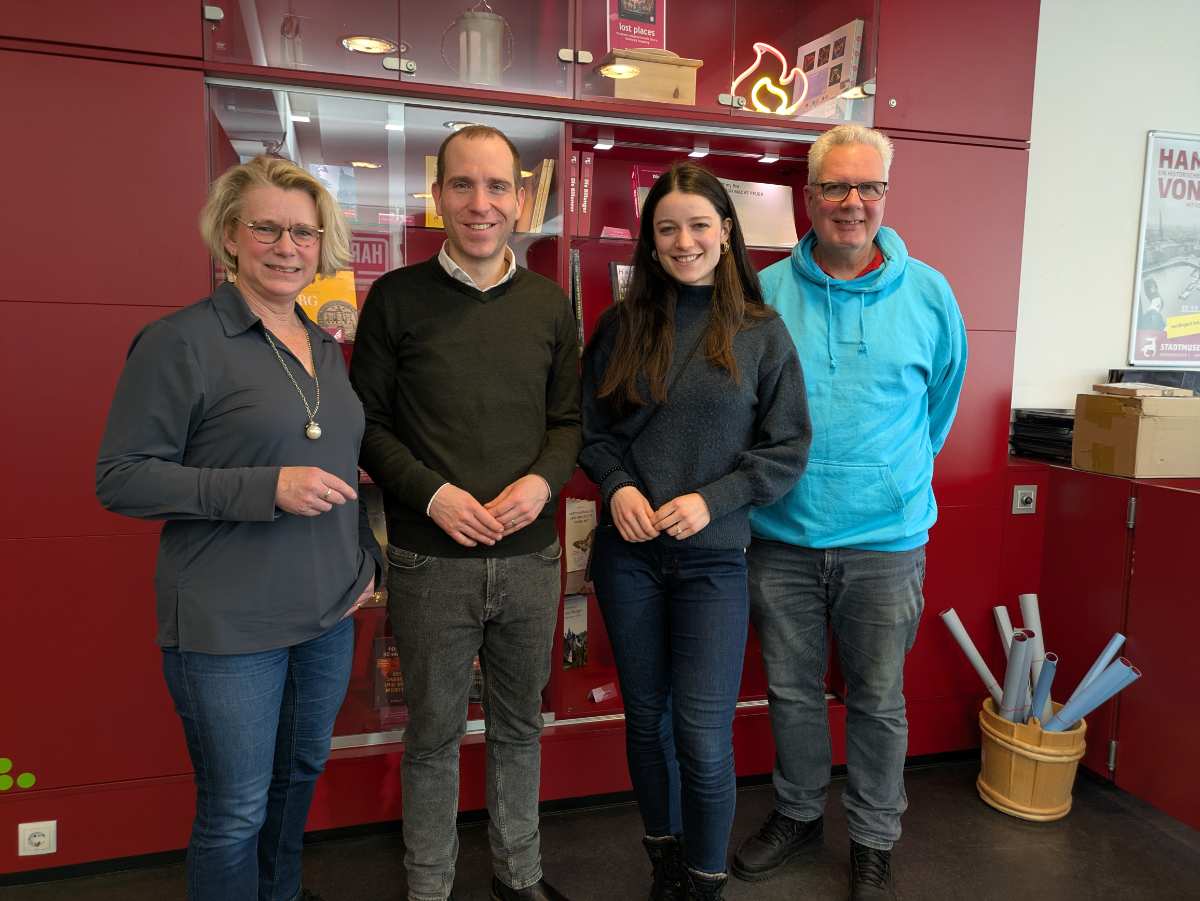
[607,0,666,52]
[1129,131,1200,367]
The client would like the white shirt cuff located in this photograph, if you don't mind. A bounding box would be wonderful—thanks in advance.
[425,482,450,517]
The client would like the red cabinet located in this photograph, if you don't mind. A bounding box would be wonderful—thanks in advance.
[874,0,1040,141]
[1038,468,1200,830]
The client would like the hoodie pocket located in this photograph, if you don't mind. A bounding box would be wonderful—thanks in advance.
[799,459,904,539]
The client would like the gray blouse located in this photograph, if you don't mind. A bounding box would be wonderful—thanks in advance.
[97,282,381,654]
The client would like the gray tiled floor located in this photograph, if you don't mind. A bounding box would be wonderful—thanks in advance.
[5,760,1199,899]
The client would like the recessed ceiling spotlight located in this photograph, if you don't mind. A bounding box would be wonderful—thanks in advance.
[384,123,404,132]
[443,120,480,131]
[758,152,780,164]
[291,114,311,124]
[341,35,398,54]
[350,160,382,169]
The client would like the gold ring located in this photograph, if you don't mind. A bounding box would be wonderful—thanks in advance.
[510,519,517,527]
[323,487,332,499]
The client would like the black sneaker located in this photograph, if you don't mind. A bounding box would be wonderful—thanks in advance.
[732,811,823,882]
[849,840,895,900]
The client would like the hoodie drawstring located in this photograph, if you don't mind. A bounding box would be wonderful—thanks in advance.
[825,279,837,370]
[858,294,869,355]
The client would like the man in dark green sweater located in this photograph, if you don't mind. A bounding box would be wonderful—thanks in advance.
[351,126,581,901]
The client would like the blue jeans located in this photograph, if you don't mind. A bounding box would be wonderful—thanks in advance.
[591,526,749,875]
[161,617,353,901]
[748,540,925,850]
[387,542,562,901]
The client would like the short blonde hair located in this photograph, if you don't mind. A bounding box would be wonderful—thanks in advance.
[199,156,351,279]
[807,125,894,184]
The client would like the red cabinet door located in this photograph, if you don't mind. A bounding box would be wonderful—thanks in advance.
[2,0,201,58]
[1114,483,1200,830]
[884,138,1029,332]
[1038,467,1133,777]
[874,0,1040,141]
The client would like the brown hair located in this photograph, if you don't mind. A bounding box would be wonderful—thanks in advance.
[593,162,774,415]
[199,155,351,278]
[435,125,523,188]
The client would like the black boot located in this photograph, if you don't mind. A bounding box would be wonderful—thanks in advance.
[849,840,896,900]
[685,868,727,900]
[732,811,823,881]
[642,835,686,901]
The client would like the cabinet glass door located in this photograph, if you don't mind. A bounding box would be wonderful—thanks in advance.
[730,0,878,127]
[398,0,573,98]
[574,0,735,117]
[204,0,402,82]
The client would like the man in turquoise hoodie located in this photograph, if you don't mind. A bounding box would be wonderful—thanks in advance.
[733,126,967,900]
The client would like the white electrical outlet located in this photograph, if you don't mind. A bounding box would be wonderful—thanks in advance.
[18,820,56,856]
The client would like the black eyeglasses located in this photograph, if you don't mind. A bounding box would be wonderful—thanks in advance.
[235,218,324,247]
[815,181,888,202]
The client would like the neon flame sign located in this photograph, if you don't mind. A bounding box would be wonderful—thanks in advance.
[730,42,808,116]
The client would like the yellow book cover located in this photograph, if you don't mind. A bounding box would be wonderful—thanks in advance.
[424,155,443,228]
[297,269,359,341]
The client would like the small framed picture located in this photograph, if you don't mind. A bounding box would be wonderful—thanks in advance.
[833,36,847,60]
[817,44,831,67]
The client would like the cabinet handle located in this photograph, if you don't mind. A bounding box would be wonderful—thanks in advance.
[383,57,418,75]
[558,49,595,64]
[718,93,747,109]
[203,4,224,22]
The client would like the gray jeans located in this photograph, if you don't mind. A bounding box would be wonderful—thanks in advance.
[387,541,562,901]
[748,540,925,851]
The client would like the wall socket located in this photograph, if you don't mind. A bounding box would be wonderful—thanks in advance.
[18,820,57,856]
[1012,484,1038,515]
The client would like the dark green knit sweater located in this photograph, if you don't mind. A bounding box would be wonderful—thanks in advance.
[351,257,581,557]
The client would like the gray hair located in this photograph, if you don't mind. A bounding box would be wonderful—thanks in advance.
[807,125,894,184]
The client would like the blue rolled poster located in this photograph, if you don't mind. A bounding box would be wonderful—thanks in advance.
[1065,633,1125,709]
[1028,652,1058,725]
[1044,657,1141,732]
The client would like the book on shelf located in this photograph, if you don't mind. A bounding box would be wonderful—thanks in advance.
[372,636,406,708]
[632,165,799,248]
[568,151,580,234]
[794,19,864,118]
[516,158,555,233]
[579,151,595,235]
[570,247,584,353]
[530,157,555,233]
[423,155,443,228]
[562,594,589,670]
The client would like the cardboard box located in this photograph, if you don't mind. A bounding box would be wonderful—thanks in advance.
[1072,392,1200,477]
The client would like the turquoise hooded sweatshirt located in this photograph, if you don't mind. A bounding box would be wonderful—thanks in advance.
[750,226,967,551]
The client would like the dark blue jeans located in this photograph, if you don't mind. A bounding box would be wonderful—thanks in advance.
[748,541,925,850]
[591,526,749,875]
[162,616,354,901]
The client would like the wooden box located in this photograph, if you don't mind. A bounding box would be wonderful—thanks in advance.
[593,48,702,106]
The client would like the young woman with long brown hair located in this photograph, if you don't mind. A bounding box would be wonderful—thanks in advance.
[580,163,811,900]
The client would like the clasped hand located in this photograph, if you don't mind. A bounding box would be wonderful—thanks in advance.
[431,475,550,548]
[610,487,710,543]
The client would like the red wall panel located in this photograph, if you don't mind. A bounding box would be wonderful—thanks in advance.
[874,0,1039,142]
[0,535,190,790]
[908,503,1004,705]
[0,301,177,539]
[0,51,210,307]
[884,138,1029,332]
[932,330,1014,509]
[1,0,201,58]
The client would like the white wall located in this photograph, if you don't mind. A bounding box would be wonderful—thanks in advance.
[1013,0,1200,408]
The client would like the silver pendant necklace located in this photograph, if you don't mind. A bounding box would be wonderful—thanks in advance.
[263,327,322,439]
